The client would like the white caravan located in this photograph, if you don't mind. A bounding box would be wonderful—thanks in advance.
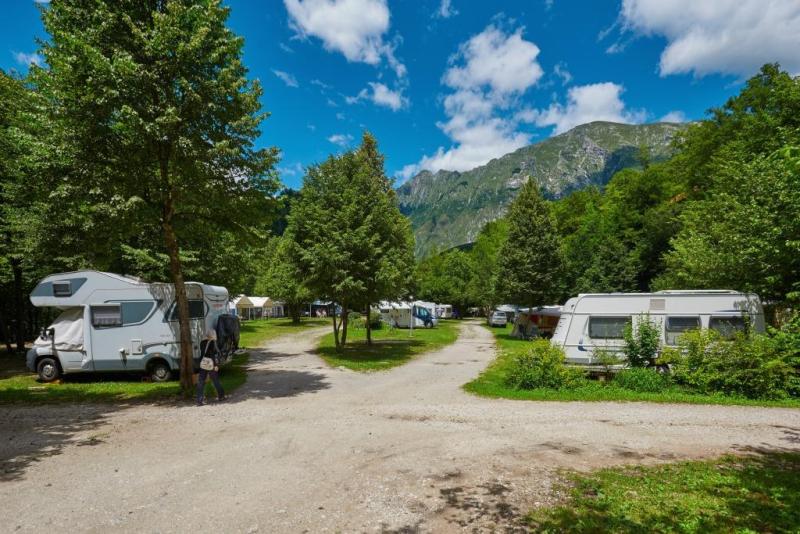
[435,304,453,319]
[551,290,765,367]
[376,301,437,328]
[26,271,230,382]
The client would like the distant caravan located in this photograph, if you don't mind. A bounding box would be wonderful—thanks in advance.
[26,271,237,382]
[550,290,765,368]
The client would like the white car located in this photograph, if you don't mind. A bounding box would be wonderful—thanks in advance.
[488,311,508,327]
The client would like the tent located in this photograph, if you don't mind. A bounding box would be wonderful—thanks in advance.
[511,306,562,339]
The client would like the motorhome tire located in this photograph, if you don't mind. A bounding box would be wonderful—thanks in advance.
[36,357,61,382]
[148,360,172,382]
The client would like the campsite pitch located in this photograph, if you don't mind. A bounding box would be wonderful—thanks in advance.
[1,322,799,532]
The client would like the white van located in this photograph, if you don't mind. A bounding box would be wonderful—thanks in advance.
[551,290,765,367]
[26,271,231,382]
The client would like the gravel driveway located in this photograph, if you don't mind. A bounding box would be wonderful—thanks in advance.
[2,321,799,532]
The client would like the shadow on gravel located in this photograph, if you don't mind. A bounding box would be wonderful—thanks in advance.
[0,403,127,483]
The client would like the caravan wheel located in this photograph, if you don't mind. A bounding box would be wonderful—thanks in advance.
[36,357,61,382]
[149,360,173,382]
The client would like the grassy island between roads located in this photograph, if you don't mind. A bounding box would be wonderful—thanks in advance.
[317,319,460,371]
[464,325,800,408]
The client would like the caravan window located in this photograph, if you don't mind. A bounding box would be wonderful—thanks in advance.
[92,305,122,328]
[588,317,629,339]
[710,316,747,339]
[665,316,700,345]
[121,301,155,325]
[53,281,72,297]
[168,300,206,321]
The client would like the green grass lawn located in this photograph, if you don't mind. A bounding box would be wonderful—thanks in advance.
[465,325,800,408]
[528,452,800,533]
[0,351,249,405]
[238,317,329,348]
[317,319,460,371]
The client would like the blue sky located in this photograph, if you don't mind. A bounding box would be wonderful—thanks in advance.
[3,1,799,189]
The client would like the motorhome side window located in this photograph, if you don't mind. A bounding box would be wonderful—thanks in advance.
[665,316,701,345]
[709,316,747,339]
[53,281,72,297]
[168,300,206,321]
[92,305,122,328]
[588,317,629,339]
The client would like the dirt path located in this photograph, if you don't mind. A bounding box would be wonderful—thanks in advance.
[2,322,799,532]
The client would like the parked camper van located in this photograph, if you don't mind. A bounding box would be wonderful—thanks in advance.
[26,271,233,382]
[551,290,765,367]
[377,301,437,328]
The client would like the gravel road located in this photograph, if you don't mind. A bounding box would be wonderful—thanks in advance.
[2,321,799,533]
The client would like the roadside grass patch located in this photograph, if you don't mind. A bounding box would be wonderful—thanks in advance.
[239,317,329,348]
[318,320,460,371]
[0,352,249,405]
[528,452,800,532]
[464,327,800,407]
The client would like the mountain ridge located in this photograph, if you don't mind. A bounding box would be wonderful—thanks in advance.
[398,121,686,257]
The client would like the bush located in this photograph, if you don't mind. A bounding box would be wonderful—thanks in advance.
[505,340,586,390]
[671,330,795,400]
[623,314,662,367]
[613,368,672,393]
[354,310,383,330]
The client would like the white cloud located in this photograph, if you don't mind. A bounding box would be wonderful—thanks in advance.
[398,24,543,177]
[284,0,406,77]
[531,82,646,135]
[307,123,317,131]
[279,42,294,53]
[272,69,299,87]
[659,110,688,123]
[435,0,458,19]
[336,112,346,120]
[278,162,305,177]
[618,0,800,77]
[327,133,354,147]
[553,63,572,85]
[346,82,409,111]
[13,51,42,67]
[311,78,331,90]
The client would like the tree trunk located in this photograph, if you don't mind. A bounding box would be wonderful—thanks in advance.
[12,259,25,353]
[365,304,372,345]
[161,187,194,396]
[0,307,13,354]
[332,306,340,349]
[290,303,301,324]
[340,303,349,346]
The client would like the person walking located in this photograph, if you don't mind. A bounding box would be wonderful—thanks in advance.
[196,329,225,406]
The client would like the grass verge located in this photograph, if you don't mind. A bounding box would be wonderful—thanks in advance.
[528,452,800,532]
[464,325,800,408]
[239,317,329,348]
[317,319,460,371]
[0,352,249,405]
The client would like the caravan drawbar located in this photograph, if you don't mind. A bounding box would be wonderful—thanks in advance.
[550,290,765,367]
[26,271,232,382]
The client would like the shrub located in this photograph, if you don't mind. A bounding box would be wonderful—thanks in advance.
[505,340,586,390]
[613,368,671,393]
[623,314,662,367]
[671,330,795,400]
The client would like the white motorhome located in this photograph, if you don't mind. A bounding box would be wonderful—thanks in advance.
[551,290,765,367]
[435,304,453,319]
[376,301,437,328]
[26,271,231,382]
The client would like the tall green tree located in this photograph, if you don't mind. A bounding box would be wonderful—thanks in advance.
[354,133,415,344]
[288,133,414,349]
[255,236,311,324]
[495,180,562,308]
[36,0,277,393]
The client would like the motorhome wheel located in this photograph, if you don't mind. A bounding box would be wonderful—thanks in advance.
[36,357,61,382]
[149,360,172,382]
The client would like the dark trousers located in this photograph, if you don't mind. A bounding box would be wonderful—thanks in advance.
[196,369,224,403]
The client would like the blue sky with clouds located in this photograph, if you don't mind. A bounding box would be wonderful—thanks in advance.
[3,1,799,189]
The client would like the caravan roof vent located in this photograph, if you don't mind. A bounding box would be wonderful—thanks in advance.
[649,298,666,311]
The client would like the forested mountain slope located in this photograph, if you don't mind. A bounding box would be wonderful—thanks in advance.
[398,121,685,257]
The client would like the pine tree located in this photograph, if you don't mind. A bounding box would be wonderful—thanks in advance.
[495,179,562,309]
